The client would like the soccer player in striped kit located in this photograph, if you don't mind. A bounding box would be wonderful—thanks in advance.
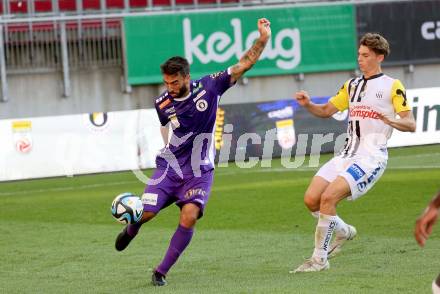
[292,33,416,273]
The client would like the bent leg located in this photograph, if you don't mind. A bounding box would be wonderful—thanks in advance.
[304,176,330,215]
[313,176,351,262]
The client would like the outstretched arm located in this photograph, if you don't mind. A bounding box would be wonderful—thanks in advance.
[294,90,340,118]
[415,191,440,247]
[230,18,271,84]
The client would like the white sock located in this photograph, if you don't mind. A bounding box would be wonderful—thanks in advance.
[312,213,337,262]
[433,280,440,294]
[311,211,320,219]
[334,215,350,238]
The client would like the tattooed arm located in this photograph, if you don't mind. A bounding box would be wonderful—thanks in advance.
[230,18,271,84]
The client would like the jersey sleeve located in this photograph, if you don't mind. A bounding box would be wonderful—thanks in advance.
[155,104,169,126]
[391,79,411,113]
[202,68,235,97]
[329,80,350,111]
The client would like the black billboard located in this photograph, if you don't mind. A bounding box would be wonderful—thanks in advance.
[357,0,440,65]
[214,98,348,163]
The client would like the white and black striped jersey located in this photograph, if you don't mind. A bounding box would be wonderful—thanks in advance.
[330,73,411,159]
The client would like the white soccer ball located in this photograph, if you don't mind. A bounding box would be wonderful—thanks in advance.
[110,193,143,224]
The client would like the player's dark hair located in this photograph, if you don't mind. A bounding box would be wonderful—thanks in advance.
[360,33,390,58]
[160,56,190,76]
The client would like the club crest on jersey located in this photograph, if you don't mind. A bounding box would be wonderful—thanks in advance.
[376,91,384,99]
[196,99,208,112]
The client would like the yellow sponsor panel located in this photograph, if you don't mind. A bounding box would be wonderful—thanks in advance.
[275,119,294,128]
[12,120,32,131]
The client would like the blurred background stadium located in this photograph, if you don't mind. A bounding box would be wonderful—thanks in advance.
[0,0,439,292]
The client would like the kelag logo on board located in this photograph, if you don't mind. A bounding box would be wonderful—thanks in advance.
[125,4,356,85]
[183,18,301,70]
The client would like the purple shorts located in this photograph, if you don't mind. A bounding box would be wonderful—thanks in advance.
[141,169,214,218]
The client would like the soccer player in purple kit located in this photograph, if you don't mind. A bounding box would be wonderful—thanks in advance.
[115,18,272,286]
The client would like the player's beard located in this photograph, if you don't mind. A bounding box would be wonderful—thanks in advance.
[174,84,188,98]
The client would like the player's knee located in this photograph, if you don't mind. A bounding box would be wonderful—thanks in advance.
[180,213,197,228]
[320,191,338,207]
[140,211,156,223]
[304,193,320,211]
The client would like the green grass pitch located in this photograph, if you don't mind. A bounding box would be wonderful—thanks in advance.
[1,145,439,293]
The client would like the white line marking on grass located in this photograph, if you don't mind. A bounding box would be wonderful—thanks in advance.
[1,164,439,197]
[0,180,138,196]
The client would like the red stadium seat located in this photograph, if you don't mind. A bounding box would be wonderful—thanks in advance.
[151,0,170,6]
[176,0,194,5]
[83,0,100,10]
[107,0,124,9]
[9,1,28,13]
[59,0,76,11]
[35,0,53,12]
[130,0,147,8]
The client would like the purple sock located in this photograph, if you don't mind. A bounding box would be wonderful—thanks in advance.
[127,222,142,237]
[156,225,194,276]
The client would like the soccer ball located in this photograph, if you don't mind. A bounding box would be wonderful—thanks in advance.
[111,193,143,224]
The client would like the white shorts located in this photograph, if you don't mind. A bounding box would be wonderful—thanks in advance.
[315,155,387,200]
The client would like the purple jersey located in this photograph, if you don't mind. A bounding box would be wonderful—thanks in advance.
[153,68,235,176]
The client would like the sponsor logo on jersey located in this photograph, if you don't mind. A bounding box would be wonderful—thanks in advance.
[349,106,380,119]
[196,99,208,112]
[193,89,206,102]
[155,94,167,104]
[346,163,366,181]
[165,107,176,114]
[192,82,203,95]
[159,99,171,109]
[209,71,222,79]
[169,114,180,128]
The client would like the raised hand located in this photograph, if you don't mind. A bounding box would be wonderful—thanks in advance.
[294,90,311,107]
[257,18,271,41]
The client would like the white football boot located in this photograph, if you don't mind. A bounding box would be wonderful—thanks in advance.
[290,257,330,273]
[328,225,357,258]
